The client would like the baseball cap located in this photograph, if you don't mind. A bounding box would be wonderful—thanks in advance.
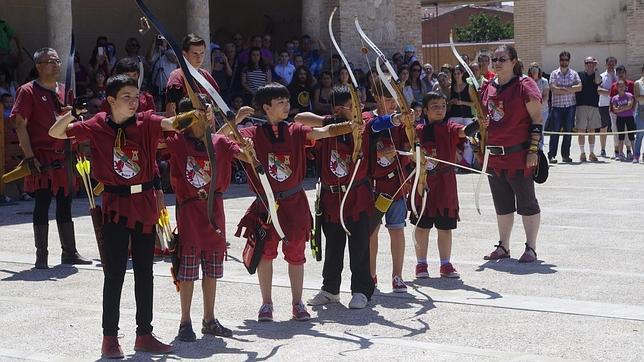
[404,45,415,53]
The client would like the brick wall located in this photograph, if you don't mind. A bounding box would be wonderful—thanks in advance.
[422,7,513,44]
[513,1,545,66]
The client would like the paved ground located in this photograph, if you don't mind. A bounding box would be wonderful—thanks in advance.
[1,138,643,361]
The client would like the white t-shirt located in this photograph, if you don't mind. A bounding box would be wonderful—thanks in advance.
[598,70,617,107]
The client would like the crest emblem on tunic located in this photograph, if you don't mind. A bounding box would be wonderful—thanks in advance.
[113,146,141,179]
[375,139,395,167]
[330,149,350,178]
[268,153,292,182]
[185,156,211,189]
[488,100,504,122]
[425,149,438,172]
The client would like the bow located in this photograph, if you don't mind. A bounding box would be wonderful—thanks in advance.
[135,0,286,241]
[355,18,427,218]
[329,7,363,235]
[63,33,76,198]
[449,30,490,214]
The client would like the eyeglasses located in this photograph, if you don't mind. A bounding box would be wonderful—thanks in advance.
[491,57,508,63]
[38,59,62,65]
[560,58,570,62]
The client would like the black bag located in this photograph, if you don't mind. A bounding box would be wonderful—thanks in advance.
[242,222,269,274]
[533,149,549,184]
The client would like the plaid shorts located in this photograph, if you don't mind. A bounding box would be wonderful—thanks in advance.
[177,249,224,281]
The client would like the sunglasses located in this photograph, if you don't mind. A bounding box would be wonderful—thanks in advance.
[491,57,508,63]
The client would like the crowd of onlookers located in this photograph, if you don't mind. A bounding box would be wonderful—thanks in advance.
[2,21,644,201]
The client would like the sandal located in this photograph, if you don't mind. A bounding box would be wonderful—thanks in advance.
[518,243,537,263]
[483,243,510,260]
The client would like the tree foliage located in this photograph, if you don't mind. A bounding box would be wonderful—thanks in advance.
[454,13,514,42]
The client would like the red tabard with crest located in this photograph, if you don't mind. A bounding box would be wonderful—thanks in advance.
[365,111,410,202]
[165,133,240,253]
[410,120,464,219]
[480,76,542,175]
[67,110,162,233]
[10,81,73,194]
[236,121,312,243]
[315,120,373,224]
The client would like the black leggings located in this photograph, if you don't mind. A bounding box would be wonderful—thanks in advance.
[33,187,72,225]
[617,116,636,141]
[321,212,374,298]
[101,221,155,337]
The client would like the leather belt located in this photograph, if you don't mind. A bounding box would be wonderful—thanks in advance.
[259,183,304,202]
[486,142,530,156]
[321,177,370,194]
[103,179,156,196]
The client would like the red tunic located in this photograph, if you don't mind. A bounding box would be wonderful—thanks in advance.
[480,76,542,174]
[166,133,240,254]
[67,111,162,233]
[411,120,463,219]
[9,81,71,194]
[99,91,156,113]
[365,111,410,202]
[237,121,312,242]
[315,122,373,224]
[166,68,219,101]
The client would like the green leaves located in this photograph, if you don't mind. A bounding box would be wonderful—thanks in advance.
[454,13,514,42]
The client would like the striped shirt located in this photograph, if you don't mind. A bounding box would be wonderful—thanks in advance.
[549,68,581,108]
[245,68,268,94]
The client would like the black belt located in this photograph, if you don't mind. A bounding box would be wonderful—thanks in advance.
[321,177,370,194]
[259,183,304,202]
[486,142,530,156]
[103,179,156,196]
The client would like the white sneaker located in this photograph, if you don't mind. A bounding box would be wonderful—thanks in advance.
[348,293,368,309]
[307,290,340,306]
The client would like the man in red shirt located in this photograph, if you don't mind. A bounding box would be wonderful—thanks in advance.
[165,33,218,117]
[10,47,90,269]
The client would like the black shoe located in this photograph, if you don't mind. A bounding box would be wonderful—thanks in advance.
[61,252,92,265]
[548,157,558,164]
[202,319,232,337]
[562,156,572,163]
[177,322,196,342]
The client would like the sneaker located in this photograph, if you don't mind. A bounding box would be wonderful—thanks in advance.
[440,263,460,278]
[257,303,273,322]
[202,318,232,337]
[579,152,587,162]
[562,156,573,163]
[612,151,619,160]
[348,293,368,309]
[392,276,407,293]
[292,301,311,321]
[307,290,340,306]
[588,153,598,162]
[0,195,12,203]
[20,193,33,201]
[600,149,606,158]
[617,153,626,162]
[548,157,558,164]
[626,150,633,161]
[134,333,173,354]
[633,156,640,164]
[101,336,124,359]
[415,262,429,279]
[177,322,196,342]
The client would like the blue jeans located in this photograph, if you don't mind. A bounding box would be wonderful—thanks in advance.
[634,106,644,157]
[548,106,576,158]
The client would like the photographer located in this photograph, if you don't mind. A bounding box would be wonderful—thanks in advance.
[147,34,177,110]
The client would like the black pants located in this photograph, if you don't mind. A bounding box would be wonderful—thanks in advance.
[321,212,374,298]
[102,221,155,337]
[617,116,636,141]
[33,187,72,225]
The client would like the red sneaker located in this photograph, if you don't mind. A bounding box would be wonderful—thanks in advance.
[292,301,311,321]
[101,336,124,359]
[415,263,429,278]
[440,263,460,278]
[392,276,407,293]
[258,303,274,322]
[134,333,173,354]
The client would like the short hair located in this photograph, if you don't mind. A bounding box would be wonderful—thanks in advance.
[370,76,394,99]
[106,74,138,98]
[182,33,206,52]
[33,47,56,63]
[616,65,626,72]
[422,91,447,109]
[559,50,571,60]
[606,56,617,64]
[330,85,352,106]
[177,94,208,113]
[1,92,12,100]
[278,49,288,56]
[254,83,290,112]
[114,57,140,75]
[477,53,491,62]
